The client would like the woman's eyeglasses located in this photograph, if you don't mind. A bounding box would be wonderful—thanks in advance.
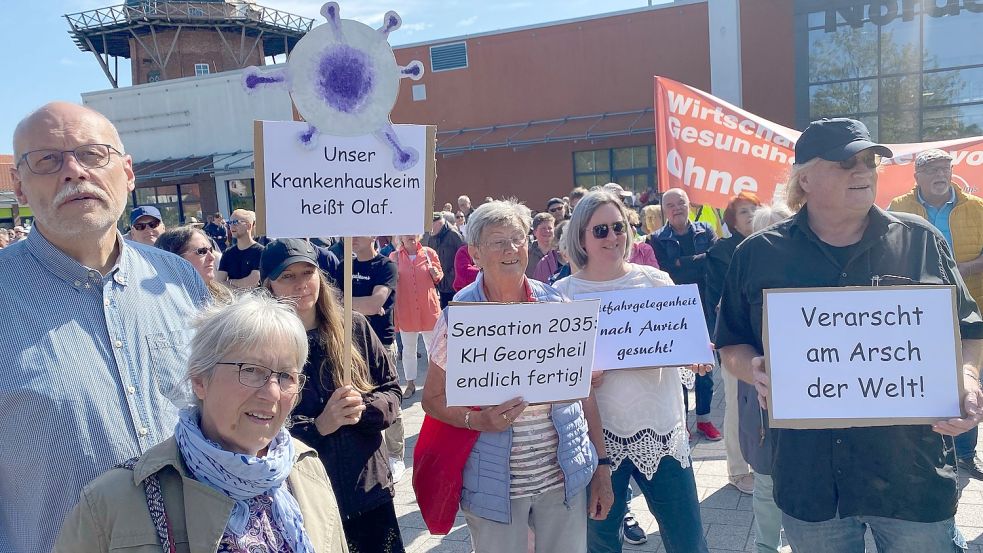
[215,362,306,394]
[591,221,627,239]
[838,153,881,170]
[132,220,161,231]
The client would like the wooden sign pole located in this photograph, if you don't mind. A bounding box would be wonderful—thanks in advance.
[343,236,353,387]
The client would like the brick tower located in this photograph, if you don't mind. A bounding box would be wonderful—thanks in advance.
[65,0,313,87]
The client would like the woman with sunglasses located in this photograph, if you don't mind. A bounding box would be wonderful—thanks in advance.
[261,238,405,553]
[157,225,233,303]
[554,190,710,553]
[422,199,610,553]
[55,293,349,553]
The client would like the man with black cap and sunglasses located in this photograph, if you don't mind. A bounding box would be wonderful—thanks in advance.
[715,118,983,551]
[126,205,165,246]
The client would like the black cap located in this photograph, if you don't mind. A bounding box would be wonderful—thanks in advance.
[546,197,565,208]
[795,118,893,165]
[260,238,318,281]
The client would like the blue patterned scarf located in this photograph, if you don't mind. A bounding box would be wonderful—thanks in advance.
[174,408,315,553]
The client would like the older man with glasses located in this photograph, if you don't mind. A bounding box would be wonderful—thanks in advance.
[1,102,210,553]
[889,148,983,481]
[717,118,983,552]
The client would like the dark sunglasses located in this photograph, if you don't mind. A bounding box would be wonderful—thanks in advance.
[185,246,213,256]
[838,154,881,170]
[132,220,161,231]
[591,221,627,239]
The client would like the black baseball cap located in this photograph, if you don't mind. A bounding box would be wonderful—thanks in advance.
[794,118,893,165]
[260,238,318,281]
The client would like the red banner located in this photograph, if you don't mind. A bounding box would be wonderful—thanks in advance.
[654,76,983,210]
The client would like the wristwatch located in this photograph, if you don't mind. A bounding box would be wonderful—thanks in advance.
[597,456,613,466]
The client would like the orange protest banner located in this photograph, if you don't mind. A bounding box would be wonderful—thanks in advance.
[654,76,983,210]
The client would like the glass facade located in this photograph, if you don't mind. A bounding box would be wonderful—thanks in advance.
[572,145,656,195]
[122,183,202,229]
[799,0,983,141]
[226,178,256,213]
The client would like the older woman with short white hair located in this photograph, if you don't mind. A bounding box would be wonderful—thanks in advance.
[55,293,349,553]
[423,199,612,553]
[554,190,710,553]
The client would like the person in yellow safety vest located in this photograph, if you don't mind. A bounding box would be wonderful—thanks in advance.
[690,203,725,237]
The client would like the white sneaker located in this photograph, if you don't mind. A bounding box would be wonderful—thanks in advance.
[389,458,406,483]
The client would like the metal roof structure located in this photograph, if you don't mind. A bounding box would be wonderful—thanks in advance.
[65,1,313,88]
[132,150,254,183]
[435,108,655,155]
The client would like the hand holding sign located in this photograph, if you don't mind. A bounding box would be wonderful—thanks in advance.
[315,385,366,435]
[932,373,983,436]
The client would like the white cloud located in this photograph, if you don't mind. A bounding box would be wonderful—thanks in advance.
[457,15,478,27]
[59,57,77,66]
[401,22,435,33]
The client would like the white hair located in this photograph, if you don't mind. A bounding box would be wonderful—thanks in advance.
[465,198,532,246]
[174,292,308,409]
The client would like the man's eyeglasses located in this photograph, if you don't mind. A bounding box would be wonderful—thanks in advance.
[229,219,243,226]
[16,144,123,175]
[548,205,565,213]
[215,362,306,394]
[185,246,213,257]
[838,153,882,171]
[483,235,528,253]
[916,165,952,176]
[592,221,628,239]
[132,220,161,231]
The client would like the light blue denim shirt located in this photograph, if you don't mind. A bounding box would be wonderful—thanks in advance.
[0,228,210,553]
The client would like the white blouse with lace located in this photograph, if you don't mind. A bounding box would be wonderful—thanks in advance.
[554,264,692,479]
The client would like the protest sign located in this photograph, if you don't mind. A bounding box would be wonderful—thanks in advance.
[654,76,983,210]
[763,286,964,429]
[254,120,436,238]
[444,300,600,406]
[574,284,714,370]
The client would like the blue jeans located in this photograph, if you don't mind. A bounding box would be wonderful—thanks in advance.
[587,456,708,553]
[752,474,782,553]
[683,374,715,417]
[782,512,966,552]
[954,425,978,461]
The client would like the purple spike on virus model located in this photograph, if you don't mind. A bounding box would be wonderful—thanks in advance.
[243,2,424,170]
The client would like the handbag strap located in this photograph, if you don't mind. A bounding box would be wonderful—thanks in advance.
[116,457,177,553]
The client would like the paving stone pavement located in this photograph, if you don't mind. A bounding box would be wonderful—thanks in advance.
[391,350,983,552]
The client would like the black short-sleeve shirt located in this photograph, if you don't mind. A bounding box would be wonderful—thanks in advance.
[350,254,398,346]
[218,243,265,281]
[715,205,983,523]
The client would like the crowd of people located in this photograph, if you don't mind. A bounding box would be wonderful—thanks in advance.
[2,102,981,553]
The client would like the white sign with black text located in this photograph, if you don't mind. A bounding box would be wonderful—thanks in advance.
[259,120,430,238]
[574,284,714,370]
[764,286,964,429]
[445,300,600,406]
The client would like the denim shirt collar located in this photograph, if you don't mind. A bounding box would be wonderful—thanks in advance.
[25,226,130,289]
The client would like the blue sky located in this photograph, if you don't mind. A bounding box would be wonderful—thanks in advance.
[0,0,668,153]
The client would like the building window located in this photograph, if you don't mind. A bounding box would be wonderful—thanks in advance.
[226,179,255,213]
[800,0,983,142]
[147,70,161,82]
[573,145,656,196]
[194,63,210,77]
[127,183,202,229]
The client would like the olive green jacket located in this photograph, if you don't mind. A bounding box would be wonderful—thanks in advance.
[54,437,349,553]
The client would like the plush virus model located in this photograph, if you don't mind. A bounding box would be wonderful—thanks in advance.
[244,2,425,169]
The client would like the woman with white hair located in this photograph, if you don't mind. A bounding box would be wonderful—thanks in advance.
[554,190,710,553]
[422,199,612,553]
[55,293,349,552]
